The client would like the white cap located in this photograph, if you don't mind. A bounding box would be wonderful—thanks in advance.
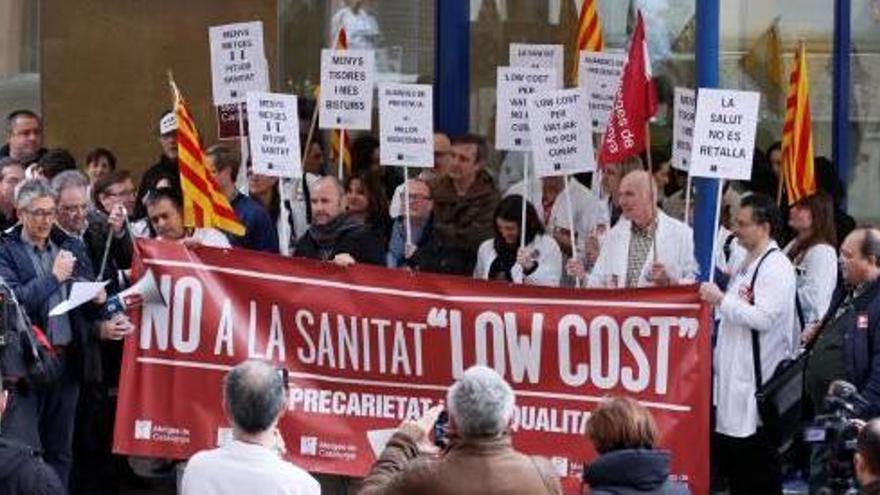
[159,111,178,135]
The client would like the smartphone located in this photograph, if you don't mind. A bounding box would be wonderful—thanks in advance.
[433,410,449,448]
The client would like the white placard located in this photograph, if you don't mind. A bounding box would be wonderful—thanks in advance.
[495,67,559,151]
[689,88,760,181]
[246,91,302,178]
[209,22,269,105]
[379,83,433,168]
[672,87,696,171]
[319,49,375,130]
[528,88,595,177]
[509,43,564,89]
[578,51,627,132]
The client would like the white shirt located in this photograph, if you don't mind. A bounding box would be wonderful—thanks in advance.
[505,178,609,246]
[714,242,797,438]
[330,7,380,50]
[189,228,232,248]
[473,234,563,287]
[783,241,838,340]
[182,440,321,495]
[587,211,698,288]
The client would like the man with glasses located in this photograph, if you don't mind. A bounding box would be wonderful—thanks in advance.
[699,193,797,494]
[386,179,470,274]
[0,179,130,489]
[388,132,453,218]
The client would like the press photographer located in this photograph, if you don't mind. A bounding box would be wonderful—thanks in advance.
[804,228,880,490]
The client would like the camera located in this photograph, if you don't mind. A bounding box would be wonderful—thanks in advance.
[804,381,869,494]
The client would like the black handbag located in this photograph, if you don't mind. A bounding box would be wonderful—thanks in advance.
[748,248,806,450]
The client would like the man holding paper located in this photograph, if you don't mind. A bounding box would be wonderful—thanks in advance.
[0,179,132,489]
[583,171,697,288]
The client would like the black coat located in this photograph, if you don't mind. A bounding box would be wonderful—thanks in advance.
[584,449,691,495]
[0,438,63,495]
[294,218,386,266]
[834,277,880,418]
[0,225,103,383]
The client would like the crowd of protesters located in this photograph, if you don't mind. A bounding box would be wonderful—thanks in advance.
[0,104,878,495]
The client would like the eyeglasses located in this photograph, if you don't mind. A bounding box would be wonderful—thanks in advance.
[25,208,56,219]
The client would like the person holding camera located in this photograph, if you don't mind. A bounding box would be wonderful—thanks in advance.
[0,179,131,489]
[359,365,562,495]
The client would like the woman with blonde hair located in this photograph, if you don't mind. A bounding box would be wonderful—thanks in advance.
[583,397,690,495]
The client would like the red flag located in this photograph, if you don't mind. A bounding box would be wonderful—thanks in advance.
[598,11,657,167]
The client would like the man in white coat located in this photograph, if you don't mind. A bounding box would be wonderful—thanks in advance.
[582,170,697,288]
[699,193,796,495]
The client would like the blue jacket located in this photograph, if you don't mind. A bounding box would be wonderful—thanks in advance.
[836,277,880,417]
[584,449,691,495]
[0,225,102,382]
[229,193,279,253]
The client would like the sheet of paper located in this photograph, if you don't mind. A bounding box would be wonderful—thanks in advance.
[49,281,109,316]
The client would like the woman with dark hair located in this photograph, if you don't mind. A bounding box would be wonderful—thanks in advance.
[344,171,391,246]
[583,397,691,494]
[473,195,562,286]
[84,147,117,186]
[784,191,838,340]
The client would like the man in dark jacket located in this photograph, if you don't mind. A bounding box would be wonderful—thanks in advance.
[0,179,129,489]
[294,176,384,266]
[1,109,46,164]
[0,367,64,495]
[134,110,181,220]
[430,134,499,274]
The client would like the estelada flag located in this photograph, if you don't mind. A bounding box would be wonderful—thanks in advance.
[169,75,245,236]
[570,0,605,82]
[781,42,816,204]
[597,10,657,167]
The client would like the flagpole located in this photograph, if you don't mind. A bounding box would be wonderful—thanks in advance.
[644,122,659,263]
[683,174,693,224]
[564,174,581,289]
[338,128,346,181]
[237,102,249,192]
[404,167,412,248]
[708,179,725,284]
[301,96,320,167]
[520,151,530,250]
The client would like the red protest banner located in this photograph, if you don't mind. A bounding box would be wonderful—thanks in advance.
[114,240,711,494]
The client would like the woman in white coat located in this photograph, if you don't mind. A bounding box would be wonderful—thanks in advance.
[473,195,562,287]
[784,191,838,343]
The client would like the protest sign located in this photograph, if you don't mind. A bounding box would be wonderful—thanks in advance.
[216,103,249,140]
[509,43,564,88]
[577,51,626,132]
[672,87,696,171]
[495,67,559,151]
[319,49,376,130]
[115,240,711,495]
[246,92,302,178]
[378,83,433,168]
[528,88,595,177]
[689,89,760,180]
[209,21,269,105]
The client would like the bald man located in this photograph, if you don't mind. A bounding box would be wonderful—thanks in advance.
[586,170,697,288]
[293,176,385,266]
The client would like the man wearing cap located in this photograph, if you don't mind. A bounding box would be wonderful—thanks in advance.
[134,110,181,220]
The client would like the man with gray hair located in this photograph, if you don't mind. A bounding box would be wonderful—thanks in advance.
[0,178,124,489]
[181,360,320,495]
[360,365,561,495]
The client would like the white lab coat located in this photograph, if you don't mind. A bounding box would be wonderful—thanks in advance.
[505,178,609,244]
[587,211,698,288]
[473,234,562,287]
[714,242,797,438]
[278,173,320,255]
[783,241,838,337]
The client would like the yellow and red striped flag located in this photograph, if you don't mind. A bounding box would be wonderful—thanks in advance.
[169,75,245,236]
[571,0,605,81]
[329,27,353,179]
[781,42,816,204]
